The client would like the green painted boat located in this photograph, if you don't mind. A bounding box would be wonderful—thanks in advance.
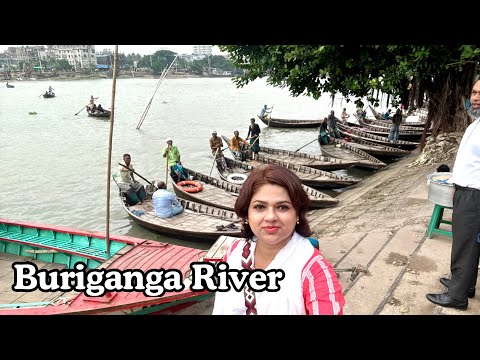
[0,218,213,315]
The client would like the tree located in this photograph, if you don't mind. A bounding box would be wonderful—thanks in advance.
[137,50,177,75]
[219,45,480,148]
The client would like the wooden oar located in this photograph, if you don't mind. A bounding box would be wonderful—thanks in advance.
[118,163,154,185]
[75,105,86,115]
[267,105,274,127]
[209,148,220,176]
[294,138,318,152]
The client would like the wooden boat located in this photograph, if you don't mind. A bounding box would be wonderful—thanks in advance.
[337,136,411,158]
[220,156,358,189]
[113,177,242,242]
[257,145,358,170]
[43,92,55,98]
[257,115,323,128]
[318,138,387,170]
[6,83,14,88]
[356,118,425,141]
[120,196,242,241]
[368,105,426,127]
[215,158,339,208]
[360,116,425,131]
[221,135,357,170]
[0,217,214,315]
[337,123,419,149]
[87,108,111,118]
[170,166,241,211]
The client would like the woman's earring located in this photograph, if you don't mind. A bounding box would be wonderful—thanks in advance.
[296,221,299,224]
[245,220,249,224]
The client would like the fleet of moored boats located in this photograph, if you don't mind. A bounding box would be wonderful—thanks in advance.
[0,87,429,314]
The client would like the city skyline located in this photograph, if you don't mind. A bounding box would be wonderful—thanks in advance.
[0,45,225,56]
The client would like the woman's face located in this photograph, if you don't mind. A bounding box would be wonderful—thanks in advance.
[247,184,298,247]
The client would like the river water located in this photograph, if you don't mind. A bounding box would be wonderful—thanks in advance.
[1,77,383,249]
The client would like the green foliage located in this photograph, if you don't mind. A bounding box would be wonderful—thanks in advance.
[136,50,178,75]
[218,45,480,108]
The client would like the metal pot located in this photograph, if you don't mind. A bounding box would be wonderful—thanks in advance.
[427,172,454,208]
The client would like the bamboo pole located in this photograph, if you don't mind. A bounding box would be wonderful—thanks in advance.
[209,148,220,176]
[136,55,178,130]
[105,45,119,256]
[165,151,169,186]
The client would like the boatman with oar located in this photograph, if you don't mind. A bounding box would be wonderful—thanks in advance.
[118,154,147,205]
[246,118,261,160]
[163,138,181,169]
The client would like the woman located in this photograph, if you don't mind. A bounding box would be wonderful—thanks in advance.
[212,165,345,315]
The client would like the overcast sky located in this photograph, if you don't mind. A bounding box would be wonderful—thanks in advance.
[0,45,225,56]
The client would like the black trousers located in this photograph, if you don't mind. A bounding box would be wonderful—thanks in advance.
[449,185,480,301]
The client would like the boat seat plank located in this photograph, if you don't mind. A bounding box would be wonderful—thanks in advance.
[0,229,117,261]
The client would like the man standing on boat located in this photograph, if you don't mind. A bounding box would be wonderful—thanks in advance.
[88,95,98,111]
[341,108,350,124]
[387,109,402,143]
[327,110,341,139]
[246,118,261,160]
[163,138,181,168]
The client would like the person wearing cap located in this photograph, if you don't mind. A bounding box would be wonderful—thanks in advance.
[209,130,224,156]
[162,138,181,168]
[230,130,250,161]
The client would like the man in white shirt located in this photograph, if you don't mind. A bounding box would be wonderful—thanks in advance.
[259,104,272,118]
[426,77,480,310]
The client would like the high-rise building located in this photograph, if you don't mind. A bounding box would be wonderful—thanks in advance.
[193,45,212,59]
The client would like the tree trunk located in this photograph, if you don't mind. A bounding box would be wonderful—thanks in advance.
[419,64,477,149]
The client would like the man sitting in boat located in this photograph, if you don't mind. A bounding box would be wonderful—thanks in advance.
[171,161,187,183]
[152,181,184,218]
[215,151,231,172]
[209,130,223,156]
[97,104,105,113]
[230,130,251,161]
[118,153,147,205]
[383,109,392,119]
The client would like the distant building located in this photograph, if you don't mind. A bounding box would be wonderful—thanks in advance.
[46,45,97,70]
[192,45,212,60]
